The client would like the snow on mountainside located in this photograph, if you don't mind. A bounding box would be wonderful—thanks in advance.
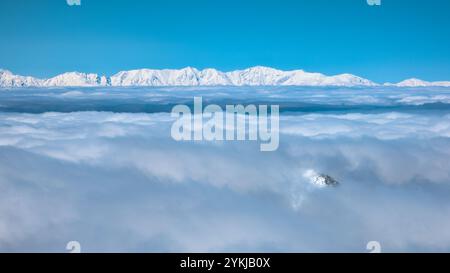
[389,78,450,87]
[0,66,376,87]
[234,67,376,86]
[0,69,44,87]
[44,72,109,87]
[111,66,377,87]
[1,67,449,87]
[110,67,209,86]
[0,70,109,87]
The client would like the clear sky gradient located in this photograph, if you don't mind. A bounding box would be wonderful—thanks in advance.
[1,0,450,82]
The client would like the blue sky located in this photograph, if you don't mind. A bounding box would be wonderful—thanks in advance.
[1,0,450,82]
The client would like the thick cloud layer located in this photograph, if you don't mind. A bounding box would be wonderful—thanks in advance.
[1,107,450,252]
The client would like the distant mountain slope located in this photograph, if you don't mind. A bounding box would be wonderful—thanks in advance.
[385,78,450,87]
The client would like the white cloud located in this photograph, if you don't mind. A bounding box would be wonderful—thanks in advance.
[1,109,450,252]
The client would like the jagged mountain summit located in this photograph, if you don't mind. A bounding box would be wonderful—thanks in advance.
[303,169,340,188]
[44,72,110,87]
[1,66,449,88]
[0,69,109,87]
[0,69,43,87]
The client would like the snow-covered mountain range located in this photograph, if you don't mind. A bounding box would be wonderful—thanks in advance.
[1,67,449,88]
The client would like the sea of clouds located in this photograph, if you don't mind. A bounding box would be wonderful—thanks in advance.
[0,112,449,252]
[1,87,450,252]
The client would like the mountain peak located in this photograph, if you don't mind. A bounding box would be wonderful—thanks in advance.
[181,66,199,72]
[397,78,429,87]
[43,71,108,87]
[394,78,450,87]
[0,69,12,75]
[244,66,284,73]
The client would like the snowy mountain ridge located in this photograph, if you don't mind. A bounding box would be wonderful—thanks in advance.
[384,78,450,87]
[1,67,449,87]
